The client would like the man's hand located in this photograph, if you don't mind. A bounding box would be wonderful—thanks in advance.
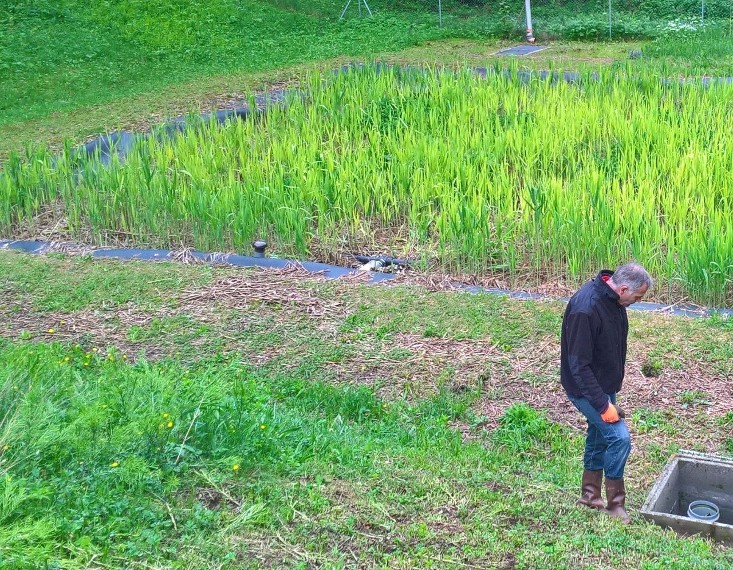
[601,403,622,423]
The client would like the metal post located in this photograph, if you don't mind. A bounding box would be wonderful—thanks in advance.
[524,0,535,42]
[339,0,352,20]
[608,0,612,40]
[702,0,706,23]
[339,0,372,20]
[438,0,442,28]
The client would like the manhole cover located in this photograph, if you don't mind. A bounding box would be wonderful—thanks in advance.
[494,45,548,56]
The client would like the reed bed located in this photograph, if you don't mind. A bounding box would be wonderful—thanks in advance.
[2,65,732,305]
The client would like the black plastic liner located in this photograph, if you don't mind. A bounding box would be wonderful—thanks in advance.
[2,239,730,318]
[77,90,284,166]
[0,240,396,283]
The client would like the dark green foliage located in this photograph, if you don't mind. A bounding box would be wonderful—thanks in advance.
[638,0,732,19]
[647,27,733,63]
[539,14,659,40]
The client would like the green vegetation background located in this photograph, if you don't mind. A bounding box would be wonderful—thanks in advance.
[2,2,733,566]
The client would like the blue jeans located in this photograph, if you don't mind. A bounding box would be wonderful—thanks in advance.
[567,392,631,480]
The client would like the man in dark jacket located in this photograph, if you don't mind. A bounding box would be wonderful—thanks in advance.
[561,263,652,524]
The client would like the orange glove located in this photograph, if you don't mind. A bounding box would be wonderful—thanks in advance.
[601,403,621,423]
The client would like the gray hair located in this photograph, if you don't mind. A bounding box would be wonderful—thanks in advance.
[613,262,653,292]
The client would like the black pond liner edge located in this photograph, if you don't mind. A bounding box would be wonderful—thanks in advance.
[2,239,731,319]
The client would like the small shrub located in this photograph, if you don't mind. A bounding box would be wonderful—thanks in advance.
[641,357,663,377]
[493,403,557,453]
[717,412,733,427]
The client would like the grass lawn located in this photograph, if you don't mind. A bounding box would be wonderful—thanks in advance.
[1,250,732,568]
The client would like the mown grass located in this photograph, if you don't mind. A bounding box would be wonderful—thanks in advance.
[1,0,485,130]
[1,250,733,568]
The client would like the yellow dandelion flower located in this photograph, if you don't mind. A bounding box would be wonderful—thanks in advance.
[2,445,9,451]
[92,347,98,353]
[111,462,119,468]
[232,464,240,471]
[60,320,66,325]
[167,421,174,428]
[48,328,55,334]
[122,354,127,360]
[64,356,70,362]
[259,424,266,430]
[84,362,89,366]
[162,412,169,418]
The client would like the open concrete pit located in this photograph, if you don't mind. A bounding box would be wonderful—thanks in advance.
[642,451,733,541]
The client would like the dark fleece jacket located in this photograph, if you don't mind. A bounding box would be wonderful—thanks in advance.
[560,270,629,413]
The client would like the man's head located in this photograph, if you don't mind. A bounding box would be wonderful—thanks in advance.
[608,263,653,307]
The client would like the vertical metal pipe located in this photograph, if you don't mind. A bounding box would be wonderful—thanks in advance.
[608,0,612,40]
[438,0,442,28]
[525,0,535,42]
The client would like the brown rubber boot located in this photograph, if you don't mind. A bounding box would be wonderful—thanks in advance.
[605,478,631,523]
[578,469,605,510]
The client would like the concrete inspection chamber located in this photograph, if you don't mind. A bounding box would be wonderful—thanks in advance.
[641,450,733,541]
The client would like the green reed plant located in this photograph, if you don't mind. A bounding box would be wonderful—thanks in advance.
[2,65,733,305]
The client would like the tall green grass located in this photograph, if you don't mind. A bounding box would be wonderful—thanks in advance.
[3,66,732,305]
[6,0,729,130]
